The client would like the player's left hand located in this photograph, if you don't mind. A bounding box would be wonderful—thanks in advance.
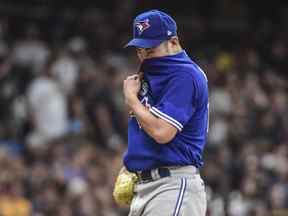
[123,74,141,106]
[113,167,138,207]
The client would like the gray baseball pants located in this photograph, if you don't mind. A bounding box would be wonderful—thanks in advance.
[128,166,207,216]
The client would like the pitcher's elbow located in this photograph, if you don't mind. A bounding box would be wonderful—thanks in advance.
[153,130,175,144]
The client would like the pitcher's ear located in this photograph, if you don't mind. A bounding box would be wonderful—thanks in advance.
[169,36,179,45]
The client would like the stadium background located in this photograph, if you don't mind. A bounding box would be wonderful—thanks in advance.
[0,0,287,215]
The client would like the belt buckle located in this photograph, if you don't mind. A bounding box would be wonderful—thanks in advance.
[137,168,171,184]
[151,169,162,181]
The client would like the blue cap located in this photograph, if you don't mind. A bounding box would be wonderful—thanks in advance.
[125,10,177,48]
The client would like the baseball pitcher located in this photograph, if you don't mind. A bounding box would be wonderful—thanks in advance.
[113,10,209,216]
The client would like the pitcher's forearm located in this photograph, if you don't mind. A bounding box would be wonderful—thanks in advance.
[128,97,177,144]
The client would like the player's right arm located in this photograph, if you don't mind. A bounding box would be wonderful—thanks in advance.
[128,97,178,144]
[123,74,177,144]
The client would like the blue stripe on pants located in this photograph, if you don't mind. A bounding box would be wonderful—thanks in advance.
[173,178,187,216]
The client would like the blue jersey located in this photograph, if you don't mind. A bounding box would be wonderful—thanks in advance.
[124,51,209,172]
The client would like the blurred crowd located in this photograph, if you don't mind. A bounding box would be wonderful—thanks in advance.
[0,2,287,216]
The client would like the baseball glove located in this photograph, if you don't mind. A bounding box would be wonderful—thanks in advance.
[113,168,138,207]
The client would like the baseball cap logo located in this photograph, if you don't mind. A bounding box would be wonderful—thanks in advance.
[135,19,150,35]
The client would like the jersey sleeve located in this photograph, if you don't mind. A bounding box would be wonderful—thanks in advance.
[149,74,196,131]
